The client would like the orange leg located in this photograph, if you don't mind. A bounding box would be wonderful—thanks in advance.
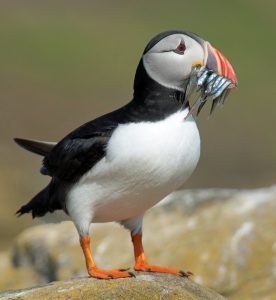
[80,235,134,279]
[131,232,192,277]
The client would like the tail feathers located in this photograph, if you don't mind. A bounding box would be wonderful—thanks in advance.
[16,185,52,218]
[14,138,57,156]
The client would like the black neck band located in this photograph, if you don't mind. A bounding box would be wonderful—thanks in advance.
[133,59,188,111]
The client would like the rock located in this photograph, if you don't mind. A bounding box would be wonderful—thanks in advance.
[156,186,276,299]
[0,273,225,300]
[12,222,82,283]
[0,251,39,291]
[2,186,276,299]
[11,221,130,284]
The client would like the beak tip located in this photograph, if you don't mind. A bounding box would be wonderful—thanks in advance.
[230,74,238,88]
[230,78,238,88]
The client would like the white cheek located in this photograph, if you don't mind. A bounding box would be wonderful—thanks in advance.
[143,53,186,89]
[143,37,204,91]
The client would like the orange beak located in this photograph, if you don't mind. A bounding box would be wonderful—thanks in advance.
[205,42,238,88]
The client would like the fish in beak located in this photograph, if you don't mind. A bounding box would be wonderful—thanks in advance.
[186,40,237,117]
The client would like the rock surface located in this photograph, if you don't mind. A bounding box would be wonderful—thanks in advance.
[1,186,276,299]
[0,251,39,291]
[0,273,225,300]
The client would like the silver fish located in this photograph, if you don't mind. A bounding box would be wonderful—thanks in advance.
[185,67,234,119]
[212,80,232,99]
[184,65,202,107]
[197,69,209,87]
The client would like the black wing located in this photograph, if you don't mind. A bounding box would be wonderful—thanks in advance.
[43,126,115,182]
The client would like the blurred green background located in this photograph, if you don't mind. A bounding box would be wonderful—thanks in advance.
[0,0,275,250]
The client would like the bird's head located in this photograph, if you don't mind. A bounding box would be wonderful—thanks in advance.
[134,31,237,115]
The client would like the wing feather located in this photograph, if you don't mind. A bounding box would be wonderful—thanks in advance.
[14,138,56,156]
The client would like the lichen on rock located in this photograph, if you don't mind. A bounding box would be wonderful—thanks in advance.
[0,273,225,300]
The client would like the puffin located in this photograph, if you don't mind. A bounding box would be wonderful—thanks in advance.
[15,30,237,279]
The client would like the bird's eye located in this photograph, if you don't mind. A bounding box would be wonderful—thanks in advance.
[174,42,186,55]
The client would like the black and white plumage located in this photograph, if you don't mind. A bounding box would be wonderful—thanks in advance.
[15,30,237,279]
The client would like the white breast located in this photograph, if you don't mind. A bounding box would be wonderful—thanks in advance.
[67,108,200,226]
[106,108,200,185]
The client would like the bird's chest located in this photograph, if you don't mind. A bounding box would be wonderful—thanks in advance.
[105,109,200,190]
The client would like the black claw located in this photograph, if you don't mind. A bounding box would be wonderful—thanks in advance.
[119,268,130,271]
[179,270,186,277]
[179,270,193,277]
[145,268,151,272]
[128,271,136,278]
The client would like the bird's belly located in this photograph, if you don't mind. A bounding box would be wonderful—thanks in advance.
[67,109,200,222]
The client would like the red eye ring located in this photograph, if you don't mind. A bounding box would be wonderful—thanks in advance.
[174,42,186,55]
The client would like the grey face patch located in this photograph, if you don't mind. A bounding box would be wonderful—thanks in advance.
[142,33,205,91]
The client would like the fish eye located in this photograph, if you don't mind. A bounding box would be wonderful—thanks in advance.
[174,42,186,55]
